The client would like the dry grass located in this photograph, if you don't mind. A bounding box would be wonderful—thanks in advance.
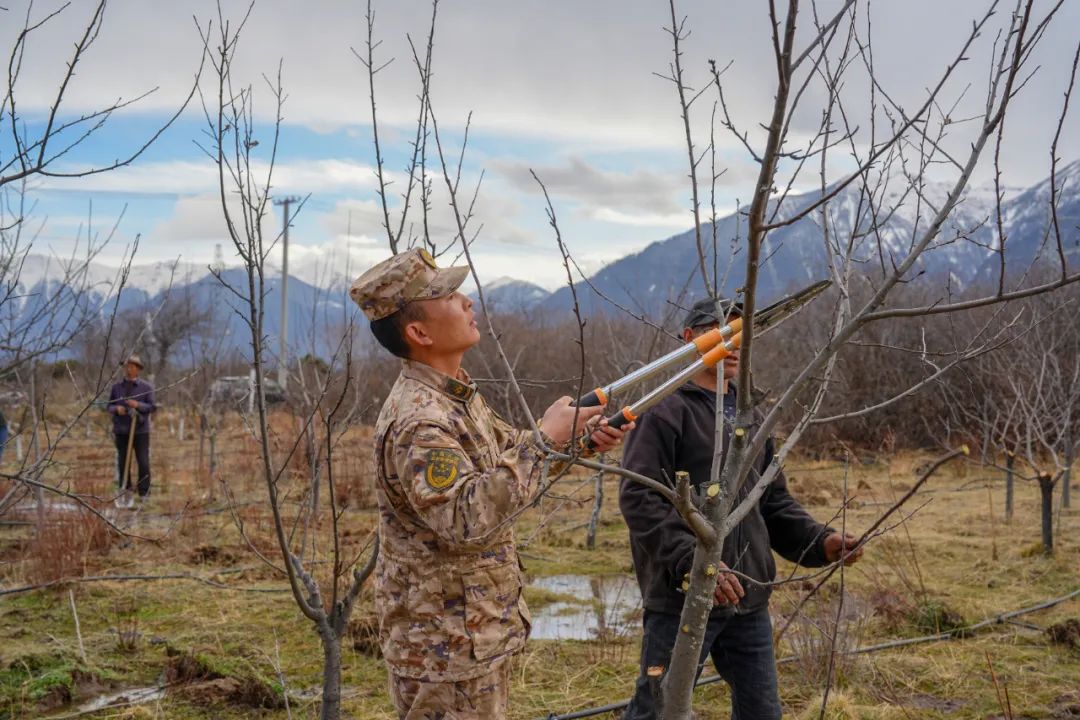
[0,406,1077,718]
[20,507,115,585]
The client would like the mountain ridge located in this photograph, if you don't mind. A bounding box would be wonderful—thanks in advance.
[5,162,1077,361]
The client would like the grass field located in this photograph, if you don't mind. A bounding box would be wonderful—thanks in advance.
[1,408,1077,719]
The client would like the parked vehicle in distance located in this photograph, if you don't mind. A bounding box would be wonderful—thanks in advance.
[210,375,285,407]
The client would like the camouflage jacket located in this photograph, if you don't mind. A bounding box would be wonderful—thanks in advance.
[373,360,550,681]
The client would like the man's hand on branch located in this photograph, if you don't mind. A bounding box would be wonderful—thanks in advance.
[125,399,139,408]
[115,406,127,415]
[539,396,634,453]
[714,562,744,606]
[824,531,863,565]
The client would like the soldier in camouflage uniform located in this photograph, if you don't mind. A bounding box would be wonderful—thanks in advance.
[350,248,633,719]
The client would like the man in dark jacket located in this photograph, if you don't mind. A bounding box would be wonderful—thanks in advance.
[619,297,862,720]
[107,355,157,507]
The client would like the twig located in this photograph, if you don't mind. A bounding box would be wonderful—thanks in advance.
[274,631,294,720]
[776,447,967,642]
[663,0,713,296]
[817,458,849,719]
[68,588,87,663]
[986,650,1014,720]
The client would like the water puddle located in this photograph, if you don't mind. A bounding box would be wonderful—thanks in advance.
[528,574,642,641]
[76,685,165,713]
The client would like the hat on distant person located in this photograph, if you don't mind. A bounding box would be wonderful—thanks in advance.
[349,247,470,322]
[683,297,743,329]
[123,355,144,369]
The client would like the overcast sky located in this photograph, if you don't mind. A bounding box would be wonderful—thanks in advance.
[5,0,1079,290]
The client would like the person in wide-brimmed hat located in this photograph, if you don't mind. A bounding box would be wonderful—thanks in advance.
[107,354,157,507]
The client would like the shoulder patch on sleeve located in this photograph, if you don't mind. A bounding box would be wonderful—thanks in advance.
[424,448,462,491]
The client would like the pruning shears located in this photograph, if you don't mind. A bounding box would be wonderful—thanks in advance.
[577,280,831,443]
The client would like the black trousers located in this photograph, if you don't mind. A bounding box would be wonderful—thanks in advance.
[114,432,151,497]
[624,607,782,720]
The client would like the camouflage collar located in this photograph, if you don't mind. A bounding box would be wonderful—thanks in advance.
[401,359,477,403]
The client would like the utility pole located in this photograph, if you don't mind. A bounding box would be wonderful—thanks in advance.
[144,309,157,382]
[274,196,301,391]
[212,243,225,274]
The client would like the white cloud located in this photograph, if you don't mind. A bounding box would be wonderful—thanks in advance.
[492,157,683,216]
[34,159,380,197]
[589,208,691,228]
[273,159,380,195]
[314,181,536,252]
[150,193,242,245]
[33,161,220,196]
[285,234,388,287]
[5,1,1077,187]
[6,2,1068,167]
[268,232,640,293]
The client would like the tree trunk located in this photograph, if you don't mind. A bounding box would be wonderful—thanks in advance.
[308,421,320,522]
[208,429,218,499]
[198,414,207,483]
[319,629,343,720]
[1004,452,1015,522]
[586,461,604,550]
[1064,464,1072,510]
[661,539,721,718]
[29,362,45,535]
[1062,431,1072,510]
[1038,472,1054,556]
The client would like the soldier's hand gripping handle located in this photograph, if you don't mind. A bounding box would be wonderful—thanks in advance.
[573,388,607,408]
[540,397,605,444]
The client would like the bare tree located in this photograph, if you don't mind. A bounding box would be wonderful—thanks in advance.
[997,293,1080,554]
[173,280,238,499]
[197,6,378,718]
[637,2,1080,715]
[0,0,203,528]
[1,0,201,373]
[941,344,1027,520]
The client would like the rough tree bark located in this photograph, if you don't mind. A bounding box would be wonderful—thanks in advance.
[1005,451,1015,522]
[1063,428,1072,509]
[586,461,605,550]
[1038,472,1055,555]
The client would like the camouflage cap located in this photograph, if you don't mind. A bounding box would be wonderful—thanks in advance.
[349,247,470,322]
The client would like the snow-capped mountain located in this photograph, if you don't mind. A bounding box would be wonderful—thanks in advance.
[4,161,1076,362]
[8,255,211,307]
[541,161,1080,316]
[471,276,550,313]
